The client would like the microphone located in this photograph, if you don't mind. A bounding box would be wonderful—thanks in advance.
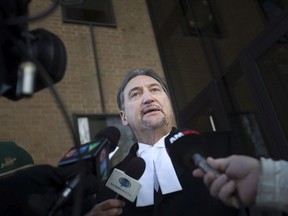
[58,126,121,190]
[93,126,121,149]
[48,174,81,216]
[106,157,146,202]
[164,128,208,171]
[51,126,120,215]
[124,157,146,180]
[192,153,221,177]
[58,126,120,167]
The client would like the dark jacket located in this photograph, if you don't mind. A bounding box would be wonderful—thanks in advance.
[97,129,249,216]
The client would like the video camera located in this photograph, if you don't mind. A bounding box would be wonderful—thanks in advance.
[0,0,67,100]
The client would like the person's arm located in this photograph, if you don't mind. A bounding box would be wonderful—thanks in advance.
[256,158,288,213]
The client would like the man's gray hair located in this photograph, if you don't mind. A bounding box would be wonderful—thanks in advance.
[117,68,169,110]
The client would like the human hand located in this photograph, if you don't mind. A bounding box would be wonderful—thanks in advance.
[192,155,261,208]
[84,199,125,216]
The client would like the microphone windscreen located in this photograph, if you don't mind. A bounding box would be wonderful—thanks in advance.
[124,157,146,180]
[94,126,121,151]
[164,129,208,170]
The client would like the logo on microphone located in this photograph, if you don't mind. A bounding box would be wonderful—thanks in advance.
[119,177,132,188]
[106,168,142,202]
[168,130,199,144]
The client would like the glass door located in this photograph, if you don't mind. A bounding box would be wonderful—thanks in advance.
[178,82,230,133]
[180,11,288,160]
[239,10,288,160]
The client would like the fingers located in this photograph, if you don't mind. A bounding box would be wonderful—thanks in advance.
[207,174,228,196]
[206,174,239,208]
[192,168,205,177]
[206,157,227,172]
[86,199,125,216]
[218,180,239,208]
[100,199,125,210]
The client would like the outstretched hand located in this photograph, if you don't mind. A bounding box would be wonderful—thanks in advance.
[192,155,261,208]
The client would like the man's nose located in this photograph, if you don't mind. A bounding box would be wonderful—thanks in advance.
[142,90,155,103]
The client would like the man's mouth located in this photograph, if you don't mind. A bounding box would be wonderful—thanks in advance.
[142,107,162,115]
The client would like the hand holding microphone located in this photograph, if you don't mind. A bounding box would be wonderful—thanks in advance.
[84,157,146,216]
[193,155,260,210]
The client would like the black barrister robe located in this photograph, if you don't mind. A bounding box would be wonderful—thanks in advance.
[96,129,250,216]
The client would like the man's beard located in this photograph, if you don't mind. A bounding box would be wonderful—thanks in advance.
[142,115,167,129]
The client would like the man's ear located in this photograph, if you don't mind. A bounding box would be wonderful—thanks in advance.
[120,111,128,126]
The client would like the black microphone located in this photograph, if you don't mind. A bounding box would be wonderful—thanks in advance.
[124,157,146,180]
[106,157,146,202]
[164,128,208,171]
[116,156,146,200]
[92,126,121,184]
[58,126,120,167]
[57,126,121,192]
[93,126,121,151]
[50,126,120,215]
[48,173,81,216]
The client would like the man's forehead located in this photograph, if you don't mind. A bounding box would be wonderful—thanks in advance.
[124,75,161,91]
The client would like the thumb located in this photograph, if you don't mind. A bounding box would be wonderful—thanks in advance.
[206,157,229,173]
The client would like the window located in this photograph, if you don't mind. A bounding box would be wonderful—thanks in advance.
[73,114,136,166]
[62,0,116,27]
[180,0,222,37]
